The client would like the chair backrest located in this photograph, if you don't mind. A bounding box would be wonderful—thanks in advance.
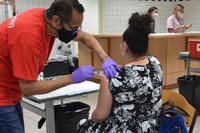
[162,90,198,132]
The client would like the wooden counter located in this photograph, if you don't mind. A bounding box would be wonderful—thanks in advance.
[78,32,200,89]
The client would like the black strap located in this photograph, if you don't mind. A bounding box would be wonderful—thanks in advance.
[38,117,46,129]
[162,101,190,117]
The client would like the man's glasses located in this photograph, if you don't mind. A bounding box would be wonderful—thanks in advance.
[66,22,82,31]
[59,17,82,31]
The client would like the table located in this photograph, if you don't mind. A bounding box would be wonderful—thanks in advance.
[21,81,100,133]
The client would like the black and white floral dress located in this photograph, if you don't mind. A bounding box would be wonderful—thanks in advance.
[77,56,163,133]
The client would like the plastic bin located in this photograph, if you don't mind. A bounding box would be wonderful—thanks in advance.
[177,75,200,112]
[55,102,90,133]
[188,38,200,59]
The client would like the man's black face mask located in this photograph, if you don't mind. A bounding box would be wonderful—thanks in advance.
[45,15,79,43]
[57,28,78,43]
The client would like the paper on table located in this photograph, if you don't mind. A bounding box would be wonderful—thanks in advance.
[33,81,100,100]
[185,31,200,33]
[150,33,182,36]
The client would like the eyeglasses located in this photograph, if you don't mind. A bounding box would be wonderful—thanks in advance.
[59,17,82,31]
[64,22,82,32]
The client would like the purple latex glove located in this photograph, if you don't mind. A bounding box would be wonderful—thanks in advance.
[72,65,96,83]
[102,59,120,79]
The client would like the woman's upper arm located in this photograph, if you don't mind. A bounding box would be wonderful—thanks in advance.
[91,75,113,123]
[91,92,112,123]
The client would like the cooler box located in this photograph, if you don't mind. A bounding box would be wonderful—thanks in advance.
[188,38,200,59]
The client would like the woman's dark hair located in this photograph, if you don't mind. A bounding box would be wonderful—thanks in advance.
[175,4,184,10]
[173,4,184,14]
[45,0,85,23]
[122,13,152,57]
[148,7,158,14]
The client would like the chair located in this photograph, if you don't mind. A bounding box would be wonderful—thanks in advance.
[162,90,198,133]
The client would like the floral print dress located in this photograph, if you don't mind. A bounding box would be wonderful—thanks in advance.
[77,56,163,133]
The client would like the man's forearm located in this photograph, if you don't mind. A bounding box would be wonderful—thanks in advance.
[77,32,110,60]
[19,75,72,96]
[88,36,110,60]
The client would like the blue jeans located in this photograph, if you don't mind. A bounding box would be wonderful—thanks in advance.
[0,102,24,133]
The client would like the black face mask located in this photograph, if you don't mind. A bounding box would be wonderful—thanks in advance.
[57,28,78,43]
[44,15,79,43]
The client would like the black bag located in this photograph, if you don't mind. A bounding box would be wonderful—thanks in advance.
[43,57,79,78]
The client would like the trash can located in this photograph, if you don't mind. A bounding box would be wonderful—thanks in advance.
[177,75,200,112]
[194,86,200,113]
[55,102,90,133]
[188,38,200,59]
[38,102,90,133]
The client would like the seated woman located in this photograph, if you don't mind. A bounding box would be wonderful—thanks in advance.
[77,12,163,133]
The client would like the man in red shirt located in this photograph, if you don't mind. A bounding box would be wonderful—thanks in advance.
[0,0,119,132]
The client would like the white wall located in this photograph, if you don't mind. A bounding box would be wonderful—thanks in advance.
[15,0,53,13]
[15,0,99,34]
[79,0,99,34]
[12,0,200,34]
[183,0,200,33]
[0,5,6,23]
[102,0,200,34]
[0,4,12,23]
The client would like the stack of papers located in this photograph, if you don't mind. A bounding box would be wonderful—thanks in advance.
[33,81,100,100]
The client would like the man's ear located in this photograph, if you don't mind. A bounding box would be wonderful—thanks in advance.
[50,15,61,29]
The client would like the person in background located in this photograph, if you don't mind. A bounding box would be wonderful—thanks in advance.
[0,0,119,132]
[147,6,159,33]
[166,4,192,33]
[77,12,163,133]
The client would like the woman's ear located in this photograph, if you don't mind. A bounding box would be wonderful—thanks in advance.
[122,42,128,52]
[120,42,128,56]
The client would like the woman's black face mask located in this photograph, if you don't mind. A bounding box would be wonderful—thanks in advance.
[57,28,78,43]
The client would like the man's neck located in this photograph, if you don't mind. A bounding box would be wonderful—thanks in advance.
[43,12,58,37]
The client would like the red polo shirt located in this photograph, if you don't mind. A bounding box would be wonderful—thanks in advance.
[0,8,55,105]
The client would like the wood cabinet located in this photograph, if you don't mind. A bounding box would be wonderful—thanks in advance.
[78,33,200,89]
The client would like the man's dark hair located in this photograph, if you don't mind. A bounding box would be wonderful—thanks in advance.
[122,13,152,57]
[46,0,85,23]
[148,7,158,14]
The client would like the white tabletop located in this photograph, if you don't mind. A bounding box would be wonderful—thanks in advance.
[27,81,100,103]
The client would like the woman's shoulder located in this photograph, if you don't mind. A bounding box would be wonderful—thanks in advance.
[167,15,175,20]
[147,56,161,66]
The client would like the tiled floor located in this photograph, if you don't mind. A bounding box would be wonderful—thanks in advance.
[23,91,200,133]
